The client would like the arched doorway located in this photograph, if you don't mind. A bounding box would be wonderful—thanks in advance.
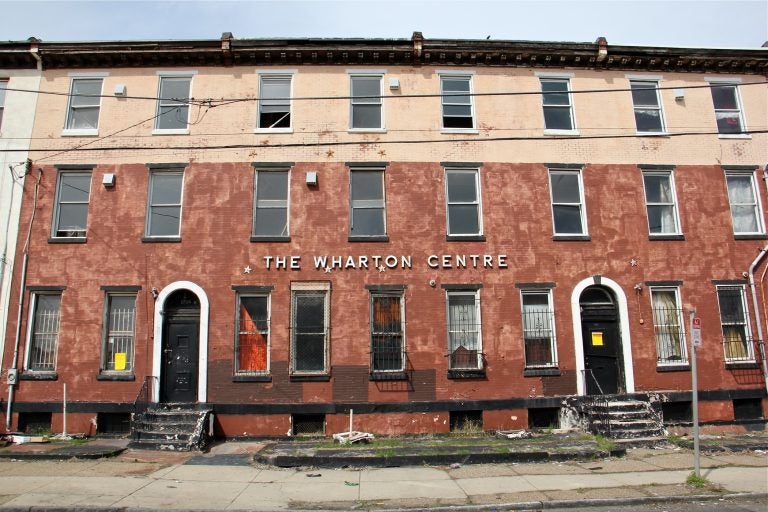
[160,289,201,403]
[580,286,624,395]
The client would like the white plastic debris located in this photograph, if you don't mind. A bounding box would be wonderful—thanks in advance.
[332,431,374,444]
[495,429,533,439]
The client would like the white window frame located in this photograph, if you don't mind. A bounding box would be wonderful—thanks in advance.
[445,167,483,237]
[705,77,748,138]
[439,71,476,132]
[52,170,92,239]
[252,167,290,239]
[63,73,107,136]
[349,167,387,238]
[24,291,62,373]
[627,77,666,134]
[716,285,755,363]
[154,71,196,134]
[256,70,294,132]
[348,71,385,132]
[725,169,765,236]
[290,282,331,376]
[235,292,272,375]
[649,286,688,366]
[548,168,588,236]
[641,169,681,236]
[100,292,137,373]
[145,169,184,238]
[370,291,406,374]
[445,289,483,371]
[520,289,558,369]
[537,73,577,134]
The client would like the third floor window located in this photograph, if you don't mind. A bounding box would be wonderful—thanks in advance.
[350,74,383,130]
[258,74,292,130]
[65,78,103,132]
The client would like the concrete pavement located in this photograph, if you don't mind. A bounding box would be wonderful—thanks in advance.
[0,442,764,510]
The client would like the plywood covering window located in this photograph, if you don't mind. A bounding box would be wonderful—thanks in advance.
[236,294,270,374]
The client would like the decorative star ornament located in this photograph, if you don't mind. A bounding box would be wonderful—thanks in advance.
[378,265,386,273]
[244,265,252,274]
[630,258,638,267]
[324,266,332,273]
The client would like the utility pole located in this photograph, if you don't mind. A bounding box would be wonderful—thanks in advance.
[689,307,701,478]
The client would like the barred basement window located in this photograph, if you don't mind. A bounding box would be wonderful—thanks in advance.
[236,294,270,374]
[716,286,755,363]
[521,291,558,368]
[446,290,482,370]
[26,293,62,372]
[101,294,136,372]
[650,287,688,366]
[370,293,405,373]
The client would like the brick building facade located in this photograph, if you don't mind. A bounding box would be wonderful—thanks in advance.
[1,34,766,437]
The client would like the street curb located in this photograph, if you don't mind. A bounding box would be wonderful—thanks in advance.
[254,447,627,468]
[0,447,125,461]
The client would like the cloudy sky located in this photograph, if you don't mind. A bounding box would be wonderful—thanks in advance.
[1,0,766,48]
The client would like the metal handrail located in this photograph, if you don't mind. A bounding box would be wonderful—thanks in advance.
[133,376,156,415]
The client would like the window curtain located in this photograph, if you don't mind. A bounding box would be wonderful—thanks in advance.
[727,177,758,232]
[652,291,682,361]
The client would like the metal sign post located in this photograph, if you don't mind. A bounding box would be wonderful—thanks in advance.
[689,309,700,478]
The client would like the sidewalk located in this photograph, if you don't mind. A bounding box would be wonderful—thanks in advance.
[0,434,765,510]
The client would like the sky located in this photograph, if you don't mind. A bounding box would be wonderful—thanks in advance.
[0,0,766,49]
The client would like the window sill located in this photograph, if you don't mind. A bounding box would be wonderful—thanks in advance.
[254,128,293,134]
[233,374,272,382]
[635,131,670,137]
[544,129,579,136]
[446,235,485,242]
[48,237,87,244]
[656,364,690,372]
[251,236,291,243]
[152,129,190,136]
[649,234,685,241]
[552,235,590,241]
[290,374,331,382]
[96,373,135,381]
[523,367,561,377]
[348,128,386,133]
[718,134,751,139]
[725,361,759,370]
[348,235,389,242]
[734,234,768,240]
[370,371,408,381]
[19,371,58,381]
[441,128,479,135]
[62,129,98,137]
[447,369,486,379]
[142,236,181,243]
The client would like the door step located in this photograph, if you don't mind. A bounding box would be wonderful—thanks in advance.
[130,404,213,451]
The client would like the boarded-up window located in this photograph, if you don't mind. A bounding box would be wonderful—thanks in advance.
[237,296,269,373]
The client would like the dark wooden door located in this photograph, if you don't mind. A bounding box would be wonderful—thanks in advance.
[160,318,199,403]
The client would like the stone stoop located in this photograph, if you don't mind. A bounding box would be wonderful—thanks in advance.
[587,396,667,446]
[130,403,213,451]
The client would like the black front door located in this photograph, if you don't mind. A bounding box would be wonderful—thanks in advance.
[580,286,623,395]
[161,317,199,403]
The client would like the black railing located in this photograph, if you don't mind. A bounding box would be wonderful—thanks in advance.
[133,376,155,416]
[582,369,611,436]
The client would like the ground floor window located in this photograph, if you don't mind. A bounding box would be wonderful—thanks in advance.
[26,292,62,372]
[520,290,557,368]
[716,285,754,363]
[291,282,330,375]
[370,292,405,373]
[445,288,482,370]
[236,293,270,374]
[101,292,136,373]
[650,287,688,365]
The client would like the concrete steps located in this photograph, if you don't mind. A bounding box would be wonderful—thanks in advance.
[584,396,667,443]
[130,404,213,451]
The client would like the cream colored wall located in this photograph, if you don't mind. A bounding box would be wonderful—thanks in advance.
[29,66,767,166]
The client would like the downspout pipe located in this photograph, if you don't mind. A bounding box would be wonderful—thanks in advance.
[747,244,768,395]
[5,167,41,431]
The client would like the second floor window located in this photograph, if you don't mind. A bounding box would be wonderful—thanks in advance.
[350,75,382,130]
[440,75,474,129]
[155,76,191,131]
[445,168,482,237]
[53,171,91,238]
[350,169,386,238]
[65,78,103,131]
[145,170,183,238]
[253,168,289,239]
[258,75,291,129]
[642,170,680,235]
[549,169,587,236]
[710,83,745,134]
[541,78,574,131]
[726,171,763,235]
[630,80,665,133]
